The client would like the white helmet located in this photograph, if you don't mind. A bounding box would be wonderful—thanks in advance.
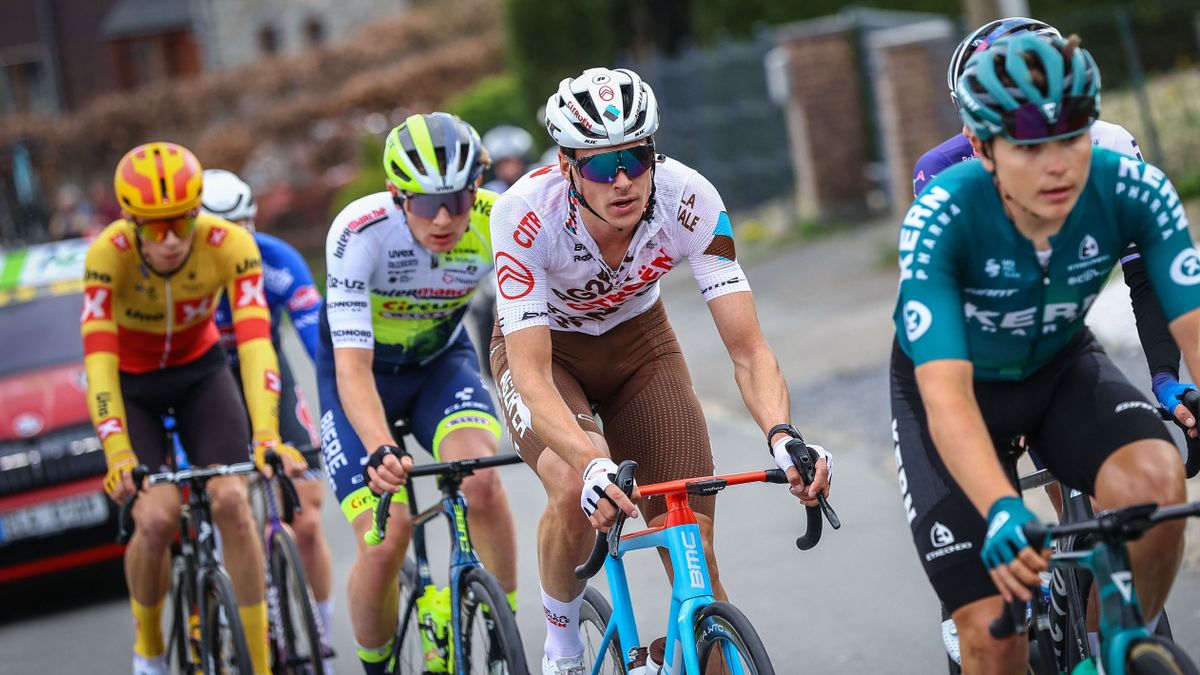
[947,17,1061,108]
[483,125,534,163]
[200,169,257,223]
[544,67,659,149]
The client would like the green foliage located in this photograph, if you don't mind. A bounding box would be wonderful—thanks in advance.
[328,134,388,222]
[443,73,541,143]
[504,0,618,119]
[1176,167,1200,202]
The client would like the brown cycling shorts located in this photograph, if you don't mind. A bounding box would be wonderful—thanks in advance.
[489,299,715,522]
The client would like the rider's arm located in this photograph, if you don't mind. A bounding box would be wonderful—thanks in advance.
[1123,247,1181,379]
[707,294,790,440]
[81,230,133,464]
[222,225,282,444]
[333,347,395,451]
[268,236,323,363]
[915,360,1017,515]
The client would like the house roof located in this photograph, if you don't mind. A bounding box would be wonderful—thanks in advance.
[101,0,193,40]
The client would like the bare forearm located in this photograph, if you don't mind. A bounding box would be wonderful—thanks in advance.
[926,401,1013,516]
[733,350,792,440]
[518,373,601,473]
[336,366,394,451]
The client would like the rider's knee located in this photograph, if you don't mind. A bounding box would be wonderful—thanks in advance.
[209,482,253,530]
[291,508,322,552]
[135,500,180,547]
[461,469,503,510]
[957,619,1025,668]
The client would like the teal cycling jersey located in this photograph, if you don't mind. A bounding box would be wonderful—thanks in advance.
[894,147,1198,380]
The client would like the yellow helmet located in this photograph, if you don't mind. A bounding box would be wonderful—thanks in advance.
[114,142,203,219]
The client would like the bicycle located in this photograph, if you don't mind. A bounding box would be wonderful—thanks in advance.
[363,438,530,675]
[119,461,258,674]
[989,499,1200,675]
[258,450,326,674]
[572,441,840,675]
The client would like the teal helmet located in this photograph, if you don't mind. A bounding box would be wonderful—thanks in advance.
[955,33,1100,145]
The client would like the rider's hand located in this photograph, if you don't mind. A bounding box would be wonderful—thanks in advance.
[103,450,138,503]
[364,444,413,495]
[981,496,1050,603]
[771,436,833,507]
[1152,372,1198,438]
[253,438,308,479]
[581,457,639,532]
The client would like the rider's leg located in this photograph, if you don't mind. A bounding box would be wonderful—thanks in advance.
[126,485,182,663]
[437,427,519,600]
[953,596,1029,675]
[291,477,334,616]
[1093,438,1187,620]
[347,502,412,668]
[209,475,269,674]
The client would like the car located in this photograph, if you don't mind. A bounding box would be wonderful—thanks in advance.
[0,238,119,584]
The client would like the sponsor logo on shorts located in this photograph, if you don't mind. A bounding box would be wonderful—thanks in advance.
[1114,400,1156,414]
[320,410,348,477]
[893,419,917,525]
[930,522,954,547]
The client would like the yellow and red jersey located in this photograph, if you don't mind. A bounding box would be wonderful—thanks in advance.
[81,215,281,462]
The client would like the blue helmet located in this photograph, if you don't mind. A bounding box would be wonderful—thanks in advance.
[956,33,1100,145]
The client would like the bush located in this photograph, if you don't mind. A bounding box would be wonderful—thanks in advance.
[444,73,540,142]
[328,134,388,221]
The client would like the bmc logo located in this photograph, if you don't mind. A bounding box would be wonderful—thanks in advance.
[207,228,228,248]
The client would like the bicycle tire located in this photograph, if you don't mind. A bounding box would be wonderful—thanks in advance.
[200,567,254,674]
[1155,611,1174,641]
[1127,637,1200,675]
[456,566,530,674]
[168,559,197,674]
[693,602,774,675]
[269,528,324,673]
[391,558,424,675]
[579,586,623,674]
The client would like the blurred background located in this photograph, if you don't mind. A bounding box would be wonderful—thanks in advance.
[2,0,1200,671]
[0,0,1196,256]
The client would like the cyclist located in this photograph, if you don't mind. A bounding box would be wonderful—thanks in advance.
[201,168,336,666]
[915,17,1200,434]
[482,124,535,193]
[891,34,1196,675]
[83,142,306,675]
[317,112,519,675]
[488,66,832,675]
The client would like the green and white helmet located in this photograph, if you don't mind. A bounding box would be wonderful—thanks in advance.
[956,33,1100,145]
[384,112,485,194]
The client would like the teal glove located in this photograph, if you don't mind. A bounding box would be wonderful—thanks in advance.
[981,496,1047,569]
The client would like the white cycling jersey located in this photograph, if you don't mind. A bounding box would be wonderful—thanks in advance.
[1090,119,1142,160]
[491,156,749,336]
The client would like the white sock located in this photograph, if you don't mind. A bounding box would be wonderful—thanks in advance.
[541,586,585,661]
[132,653,167,675]
[1088,631,1100,660]
[316,598,334,642]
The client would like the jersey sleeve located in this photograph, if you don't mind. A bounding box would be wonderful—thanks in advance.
[223,226,281,443]
[324,207,378,350]
[1116,157,1200,323]
[490,192,550,335]
[266,237,322,362]
[81,229,131,462]
[895,184,969,365]
[677,172,752,301]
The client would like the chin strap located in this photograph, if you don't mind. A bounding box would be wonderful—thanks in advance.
[566,159,659,234]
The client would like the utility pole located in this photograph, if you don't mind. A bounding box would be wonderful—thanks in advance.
[964,0,1031,29]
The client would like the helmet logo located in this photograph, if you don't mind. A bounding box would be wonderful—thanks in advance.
[603,104,620,122]
[592,73,610,84]
[599,86,615,102]
[1041,102,1059,123]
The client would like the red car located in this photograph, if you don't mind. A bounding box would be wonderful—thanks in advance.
[0,238,120,583]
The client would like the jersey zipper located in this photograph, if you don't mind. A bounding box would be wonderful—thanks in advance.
[160,278,173,368]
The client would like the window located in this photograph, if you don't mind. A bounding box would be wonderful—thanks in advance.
[259,25,279,55]
[304,17,325,47]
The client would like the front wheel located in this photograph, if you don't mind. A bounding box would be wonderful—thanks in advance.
[579,586,622,674]
[268,528,324,673]
[456,567,530,674]
[693,602,774,675]
[1127,637,1200,675]
[200,568,253,674]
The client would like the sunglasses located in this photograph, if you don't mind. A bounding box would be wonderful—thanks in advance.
[404,188,476,219]
[566,144,655,183]
[1001,96,1096,144]
[135,215,196,243]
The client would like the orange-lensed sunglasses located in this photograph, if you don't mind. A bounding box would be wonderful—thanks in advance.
[135,216,197,243]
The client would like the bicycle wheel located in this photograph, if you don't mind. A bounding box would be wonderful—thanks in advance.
[168,559,198,674]
[456,566,530,674]
[200,567,254,674]
[693,602,774,675]
[269,528,324,673]
[391,557,425,675]
[1127,637,1200,675]
[580,586,622,674]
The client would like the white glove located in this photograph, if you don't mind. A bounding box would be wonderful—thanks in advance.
[771,437,833,485]
[581,457,620,517]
